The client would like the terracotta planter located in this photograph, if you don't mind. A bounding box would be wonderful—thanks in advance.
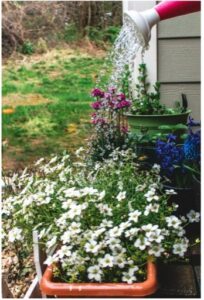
[40,261,158,297]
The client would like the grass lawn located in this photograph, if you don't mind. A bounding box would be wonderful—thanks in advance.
[2,47,109,171]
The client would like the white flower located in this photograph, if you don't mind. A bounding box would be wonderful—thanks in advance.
[98,191,106,200]
[46,236,57,250]
[165,189,177,195]
[107,238,121,248]
[69,222,81,234]
[187,210,200,223]
[144,189,159,202]
[67,203,85,219]
[148,244,165,257]
[8,227,22,242]
[108,226,123,237]
[44,254,58,266]
[128,210,141,223]
[100,219,113,228]
[116,191,126,201]
[56,245,72,259]
[144,203,160,216]
[122,271,136,284]
[87,265,102,282]
[141,224,158,232]
[64,188,81,198]
[128,266,139,275]
[61,231,71,244]
[152,164,160,173]
[173,239,189,257]
[125,228,140,240]
[134,237,150,250]
[81,187,98,196]
[99,254,114,267]
[146,229,164,243]
[119,221,131,231]
[165,216,182,229]
[97,203,112,216]
[114,255,126,268]
[85,240,100,254]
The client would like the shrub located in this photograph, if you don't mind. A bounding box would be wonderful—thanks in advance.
[21,40,35,55]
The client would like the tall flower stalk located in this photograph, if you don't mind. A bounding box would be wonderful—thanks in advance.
[89,87,131,161]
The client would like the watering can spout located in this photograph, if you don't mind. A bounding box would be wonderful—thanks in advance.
[124,0,201,47]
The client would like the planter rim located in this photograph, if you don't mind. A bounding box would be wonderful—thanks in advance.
[125,110,191,118]
[40,260,158,297]
[163,184,193,191]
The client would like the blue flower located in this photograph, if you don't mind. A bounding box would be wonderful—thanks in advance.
[183,130,200,161]
[155,137,184,176]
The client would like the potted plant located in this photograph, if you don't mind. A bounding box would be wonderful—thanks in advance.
[125,63,190,136]
[155,120,200,214]
[2,149,200,297]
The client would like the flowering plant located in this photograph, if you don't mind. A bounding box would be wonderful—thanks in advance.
[89,87,131,161]
[155,120,201,187]
[2,149,200,284]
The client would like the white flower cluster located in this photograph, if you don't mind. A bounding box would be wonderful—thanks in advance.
[2,149,200,284]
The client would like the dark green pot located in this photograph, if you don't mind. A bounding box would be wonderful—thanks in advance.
[126,110,191,135]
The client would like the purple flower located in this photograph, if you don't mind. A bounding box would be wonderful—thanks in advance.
[91,101,102,110]
[117,93,126,101]
[116,99,131,109]
[91,88,104,98]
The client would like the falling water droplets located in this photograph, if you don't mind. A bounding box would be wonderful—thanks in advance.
[109,14,147,88]
[95,14,148,90]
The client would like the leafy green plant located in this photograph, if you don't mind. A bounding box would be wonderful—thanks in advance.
[131,64,166,115]
[21,41,35,55]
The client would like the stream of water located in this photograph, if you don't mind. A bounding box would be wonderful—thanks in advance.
[109,14,146,88]
[96,15,147,91]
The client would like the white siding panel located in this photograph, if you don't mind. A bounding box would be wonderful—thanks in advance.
[158,12,200,38]
[158,39,201,82]
[160,83,200,120]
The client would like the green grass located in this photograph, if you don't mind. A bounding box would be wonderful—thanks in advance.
[2,49,110,171]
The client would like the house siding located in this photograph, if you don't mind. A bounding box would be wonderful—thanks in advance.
[123,1,201,120]
[157,12,201,120]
